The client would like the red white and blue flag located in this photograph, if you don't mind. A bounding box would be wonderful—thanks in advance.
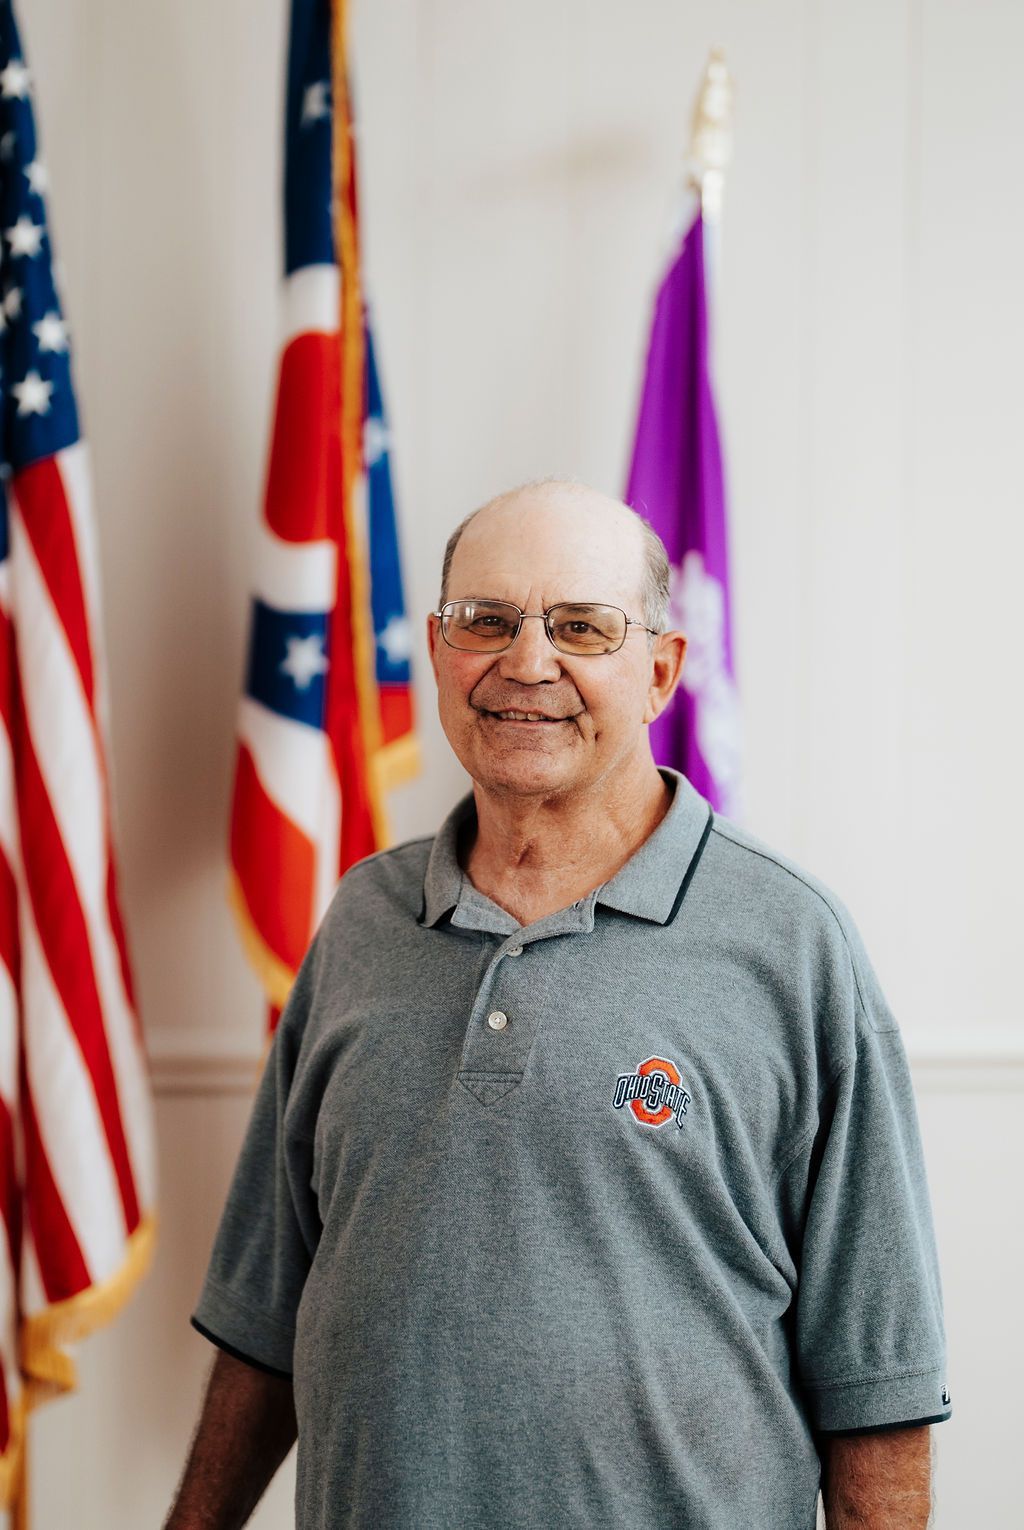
[229,0,418,1016]
[0,0,156,1508]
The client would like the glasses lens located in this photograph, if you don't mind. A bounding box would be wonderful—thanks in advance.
[442,600,520,651]
[547,604,627,654]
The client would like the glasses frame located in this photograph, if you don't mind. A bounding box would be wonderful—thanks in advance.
[432,598,660,656]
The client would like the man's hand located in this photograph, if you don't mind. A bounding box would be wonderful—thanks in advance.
[164,1348,297,1530]
[822,1426,933,1528]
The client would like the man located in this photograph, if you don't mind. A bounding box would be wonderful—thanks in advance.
[168,481,949,1529]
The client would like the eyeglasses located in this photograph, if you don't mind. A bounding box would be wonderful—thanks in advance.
[433,598,659,656]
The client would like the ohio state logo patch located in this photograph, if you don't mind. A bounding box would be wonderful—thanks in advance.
[612,1056,691,1129]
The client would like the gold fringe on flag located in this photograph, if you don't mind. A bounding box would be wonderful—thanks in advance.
[330,0,391,852]
[227,871,300,1012]
[374,733,421,796]
[0,1216,157,1516]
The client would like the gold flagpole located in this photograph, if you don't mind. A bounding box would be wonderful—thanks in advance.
[687,47,734,227]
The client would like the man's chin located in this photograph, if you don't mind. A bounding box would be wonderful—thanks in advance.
[466,747,578,797]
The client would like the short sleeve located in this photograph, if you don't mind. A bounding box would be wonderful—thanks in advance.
[191,948,323,1376]
[791,940,951,1434]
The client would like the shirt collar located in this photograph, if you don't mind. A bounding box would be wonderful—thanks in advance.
[594,769,713,924]
[420,769,713,930]
[420,791,477,928]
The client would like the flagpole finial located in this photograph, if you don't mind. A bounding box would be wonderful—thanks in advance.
[688,47,733,223]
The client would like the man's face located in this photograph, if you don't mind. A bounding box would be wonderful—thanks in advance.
[427,490,681,802]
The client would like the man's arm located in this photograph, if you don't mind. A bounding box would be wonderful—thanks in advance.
[164,1348,298,1530]
[821,1426,933,1529]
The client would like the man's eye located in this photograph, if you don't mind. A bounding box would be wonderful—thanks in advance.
[469,615,511,632]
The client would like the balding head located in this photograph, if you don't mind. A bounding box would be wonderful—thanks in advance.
[428,479,688,805]
[439,480,670,635]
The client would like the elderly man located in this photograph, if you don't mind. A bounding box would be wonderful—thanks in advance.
[168,482,949,1530]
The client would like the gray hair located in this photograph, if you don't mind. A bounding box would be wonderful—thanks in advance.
[438,479,671,635]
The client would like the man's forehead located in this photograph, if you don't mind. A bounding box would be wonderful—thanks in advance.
[447,488,646,603]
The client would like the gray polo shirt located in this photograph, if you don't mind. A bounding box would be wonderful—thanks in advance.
[194,769,950,1530]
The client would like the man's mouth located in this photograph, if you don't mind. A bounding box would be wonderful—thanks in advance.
[479,708,571,724]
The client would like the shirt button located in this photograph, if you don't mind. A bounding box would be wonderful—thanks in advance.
[486,1011,508,1031]
[506,946,523,958]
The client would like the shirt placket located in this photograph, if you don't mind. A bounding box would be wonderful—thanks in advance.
[455,900,595,1106]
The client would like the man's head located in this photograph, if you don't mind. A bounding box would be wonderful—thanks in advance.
[427,480,687,802]
[439,483,672,636]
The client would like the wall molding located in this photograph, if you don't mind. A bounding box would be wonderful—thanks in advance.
[147,1026,1024,1098]
[147,1029,263,1096]
[902,1029,1024,1092]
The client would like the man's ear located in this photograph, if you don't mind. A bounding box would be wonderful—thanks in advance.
[426,613,442,682]
[643,631,687,725]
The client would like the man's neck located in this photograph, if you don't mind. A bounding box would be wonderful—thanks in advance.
[464,763,672,925]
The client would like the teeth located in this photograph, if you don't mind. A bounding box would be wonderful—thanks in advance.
[495,710,552,721]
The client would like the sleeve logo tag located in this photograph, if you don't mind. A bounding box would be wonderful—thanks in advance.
[612,1056,691,1129]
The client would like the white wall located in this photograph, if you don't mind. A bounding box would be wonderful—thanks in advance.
[16,0,1024,1523]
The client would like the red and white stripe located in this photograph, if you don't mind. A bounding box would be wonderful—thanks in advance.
[0,442,155,1465]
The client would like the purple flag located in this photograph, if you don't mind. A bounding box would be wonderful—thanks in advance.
[626,206,743,817]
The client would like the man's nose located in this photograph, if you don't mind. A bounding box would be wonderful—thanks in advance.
[495,615,563,683]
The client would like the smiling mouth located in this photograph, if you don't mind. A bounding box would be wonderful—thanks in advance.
[480,708,571,724]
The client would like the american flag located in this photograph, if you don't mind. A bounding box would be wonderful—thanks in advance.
[228,0,418,1019]
[0,0,156,1507]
